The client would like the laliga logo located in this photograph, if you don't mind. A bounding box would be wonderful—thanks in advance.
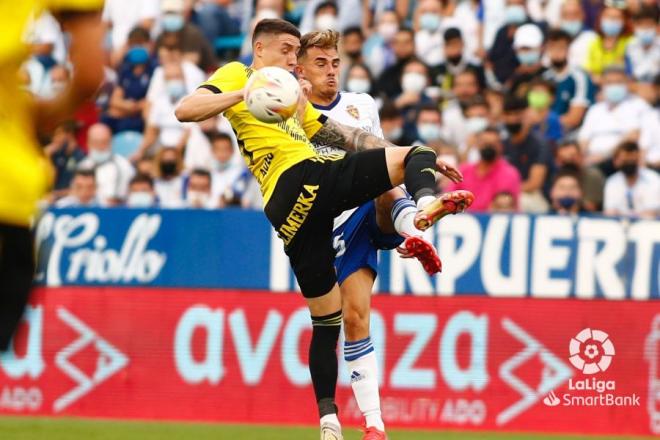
[569,328,615,375]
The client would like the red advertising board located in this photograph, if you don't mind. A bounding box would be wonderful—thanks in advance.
[0,288,658,436]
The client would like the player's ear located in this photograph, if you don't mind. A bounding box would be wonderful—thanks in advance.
[254,40,263,58]
[294,65,305,78]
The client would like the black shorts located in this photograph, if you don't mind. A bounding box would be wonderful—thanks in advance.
[264,149,393,298]
[0,223,34,352]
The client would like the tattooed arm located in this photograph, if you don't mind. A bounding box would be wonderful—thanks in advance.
[310,118,398,152]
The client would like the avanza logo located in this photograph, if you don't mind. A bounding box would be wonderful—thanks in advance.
[569,328,615,375]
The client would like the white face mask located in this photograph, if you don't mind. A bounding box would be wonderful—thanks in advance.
[127,191,155,207]
[384,126,402,141]
[378,22,399,41]
[315,13,338,30]
[401,72,427,93]
[465,116,489,134]
[89,149,111,164]
[417,123,442,141]
[346,78,371,94]
[187,190,210,207]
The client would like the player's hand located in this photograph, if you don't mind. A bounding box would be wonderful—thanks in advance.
[296,78,311,120]
[436,157,463,183]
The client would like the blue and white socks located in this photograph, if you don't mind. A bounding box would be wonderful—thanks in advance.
[391,198,421,238]
[344,336,385,431]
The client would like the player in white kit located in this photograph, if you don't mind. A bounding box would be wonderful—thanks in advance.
[296,30,465,440]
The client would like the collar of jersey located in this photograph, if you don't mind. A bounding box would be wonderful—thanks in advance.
[312,92,342,111]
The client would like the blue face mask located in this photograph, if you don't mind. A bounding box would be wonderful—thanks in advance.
[505,5,527,25]
[557,196,577,210]
[635,28,656,46]
[601,19,623,37]
[417,123,442,142]
[517,50,541,65]
[126,46,150,65]
[420,13,441,32]
[166,80,186,101]
[162,13,185,32]
[603,83,627,104]
[560,20,583,37]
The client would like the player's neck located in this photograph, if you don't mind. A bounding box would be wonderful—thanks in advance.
[311,91,338,107]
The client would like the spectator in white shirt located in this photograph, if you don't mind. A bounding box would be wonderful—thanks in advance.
[578,65,651,170]
[154,147,185,208]
[640,107,660,170]
[604,141,660,218]
[79,123,135,206]
[626,8,660,82]
[125,174,158,208]
[208,132,244,208]
[413,0,461,67]
[185,169,216,209]
[558,0,597,69]
[103,0,160,57]
[55,169,98,208]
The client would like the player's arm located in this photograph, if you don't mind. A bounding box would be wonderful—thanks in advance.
[35,10,104,129]
[310,118,398,152]
[175,87,244,122]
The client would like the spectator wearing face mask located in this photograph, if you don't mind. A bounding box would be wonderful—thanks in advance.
[102,28,154,134]
[185,168,216,209]
[155,0,216,71]
[549,167,584,215]
[553,140,605,211]
[430,28,486,99]
[625,8,660,82]
[446,126,521,212]
[374,27,416,99]
[24,11,66,71]
[79,123,135,206]
[103,0,160,62]
[394,59,434,140]
[442,69,483,149]
[604,141,660,218]
[379,100,412,145]
[343,64,376,96]
[460,95,492,161]
[584,2,633,82]
[154,147,185,208]
[366,13,406,82]
[508,24,546,97]
[414,0,460,67]
[125,174,158,208]
[55,169,99,208]
[488,0,545,86]
[414,104,445,145]
[207,131,244,207]
[557,0,598,69]
[311,1,339,32]
[542,29,596,132]
[578,65,651,172]
[340,27,365,69]
[501,95,552,213]
[44,121,86,197]
[527,79,563,144]
[299,0,362,35]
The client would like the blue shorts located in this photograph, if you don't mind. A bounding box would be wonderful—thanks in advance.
[333,201,403,285]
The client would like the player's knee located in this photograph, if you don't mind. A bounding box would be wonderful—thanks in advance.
[404,145,436,166]
[343,307,369,340]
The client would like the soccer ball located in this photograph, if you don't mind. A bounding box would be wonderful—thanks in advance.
[244,66,301,123]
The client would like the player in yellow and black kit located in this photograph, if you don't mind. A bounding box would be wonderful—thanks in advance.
[0,1,105,351]
[176,19,473,438]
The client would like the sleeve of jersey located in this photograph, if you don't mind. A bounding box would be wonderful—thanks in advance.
[301,102,328,138]
[49,0,104,11]
[198,62,247,95]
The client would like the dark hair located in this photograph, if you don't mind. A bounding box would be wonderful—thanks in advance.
[207,131,233,144]
[529,78,556,95]
[342,26,363,38]
[191,168,212,182]
[379,100,402,120]
[74,168,96,180]
[443,27,463,43]
[128,26,151,44]
[553,165,582,187]
[482,125,501,137]
[129,173,154,189]
[503,94,528,112]
[397,27,415,38]
[546,28,572,43]
[57,120,78,134]
[615,140,639,156]
[634,6,659,22]
[314,1,338,16]
[417,102,441,114]
[252,18,301,46]
[464,94,490,111]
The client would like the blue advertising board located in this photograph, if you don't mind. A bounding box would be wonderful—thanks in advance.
[35,208,660,299]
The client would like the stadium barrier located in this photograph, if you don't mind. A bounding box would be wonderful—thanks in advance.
[0,288,657,436]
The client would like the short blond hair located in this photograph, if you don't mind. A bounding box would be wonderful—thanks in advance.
[298,30,340,59]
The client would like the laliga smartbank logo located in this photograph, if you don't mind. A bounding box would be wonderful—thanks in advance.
[543,328,640,408]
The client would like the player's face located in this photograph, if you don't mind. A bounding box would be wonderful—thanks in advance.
[257,33,301,72]
[298,46,340,97]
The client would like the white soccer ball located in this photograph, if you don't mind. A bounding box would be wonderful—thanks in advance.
[244,66,301,123]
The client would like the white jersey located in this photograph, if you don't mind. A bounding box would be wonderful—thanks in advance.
[312,92,384,229]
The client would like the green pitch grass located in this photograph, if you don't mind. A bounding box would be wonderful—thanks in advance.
[0,417,647,440]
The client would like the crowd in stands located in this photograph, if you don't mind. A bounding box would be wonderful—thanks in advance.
[25,0,660,217]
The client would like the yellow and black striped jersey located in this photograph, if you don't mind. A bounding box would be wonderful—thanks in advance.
[201,62,326,205]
